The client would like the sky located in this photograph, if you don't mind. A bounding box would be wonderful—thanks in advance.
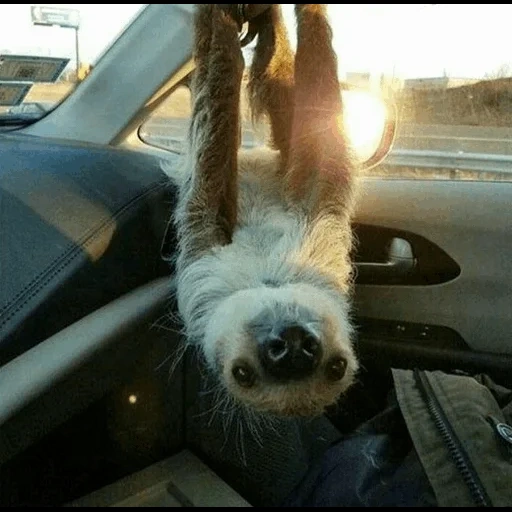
[0,4,144,64]
[281,4,512,79]
[0,4,511,80]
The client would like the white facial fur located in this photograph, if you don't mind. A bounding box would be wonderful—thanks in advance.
[204,283,358,416]
[169,148,359,417]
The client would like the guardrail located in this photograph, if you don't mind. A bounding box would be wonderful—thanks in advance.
[386,149,512,173]
[139,133,512,174]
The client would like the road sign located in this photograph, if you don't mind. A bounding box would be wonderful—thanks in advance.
[0,82,32,106]
[0,55,70,83]
[30,5,80,29]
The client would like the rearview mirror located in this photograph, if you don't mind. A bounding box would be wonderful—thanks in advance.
[340,88,397,170]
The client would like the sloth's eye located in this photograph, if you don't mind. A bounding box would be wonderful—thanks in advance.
[325,356,348,382]
[232,363,257,388]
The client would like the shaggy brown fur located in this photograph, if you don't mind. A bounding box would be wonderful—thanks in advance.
[172,4,360,417]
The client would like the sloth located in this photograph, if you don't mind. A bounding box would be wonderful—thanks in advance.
[171,4,360,417]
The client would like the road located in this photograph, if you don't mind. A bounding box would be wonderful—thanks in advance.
[141,117,512,156]
[23,84,512,155]
[396,124,512,154]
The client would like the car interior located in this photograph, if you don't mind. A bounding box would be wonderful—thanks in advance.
[1,4,512,507]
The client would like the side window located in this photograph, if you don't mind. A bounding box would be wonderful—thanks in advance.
[140,5,512,182]
[140,85,192,154]
[140,76,269,154]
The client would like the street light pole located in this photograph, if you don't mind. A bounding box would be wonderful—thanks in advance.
[30,6,81,81]
[74,26,80,82]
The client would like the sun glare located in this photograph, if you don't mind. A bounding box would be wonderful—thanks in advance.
[339,90,388,163]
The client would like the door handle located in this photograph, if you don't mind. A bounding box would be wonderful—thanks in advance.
[355,237,416,281]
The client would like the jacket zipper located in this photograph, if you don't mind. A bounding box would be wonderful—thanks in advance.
[413,369,492,507]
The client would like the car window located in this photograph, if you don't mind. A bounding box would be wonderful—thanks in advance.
[0,3,144,122]
[141,4,512,182]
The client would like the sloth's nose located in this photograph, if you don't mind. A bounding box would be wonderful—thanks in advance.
[258,325,322,381]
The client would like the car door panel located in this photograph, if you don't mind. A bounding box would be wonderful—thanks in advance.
[353,178,512,360]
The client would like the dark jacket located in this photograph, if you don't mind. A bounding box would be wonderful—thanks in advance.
[394,369,512,507]
[284,369,512,507]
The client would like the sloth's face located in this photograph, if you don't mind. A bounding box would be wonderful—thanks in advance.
[202,283,358,417]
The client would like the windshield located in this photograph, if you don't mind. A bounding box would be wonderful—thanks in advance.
[0,3,144,123]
